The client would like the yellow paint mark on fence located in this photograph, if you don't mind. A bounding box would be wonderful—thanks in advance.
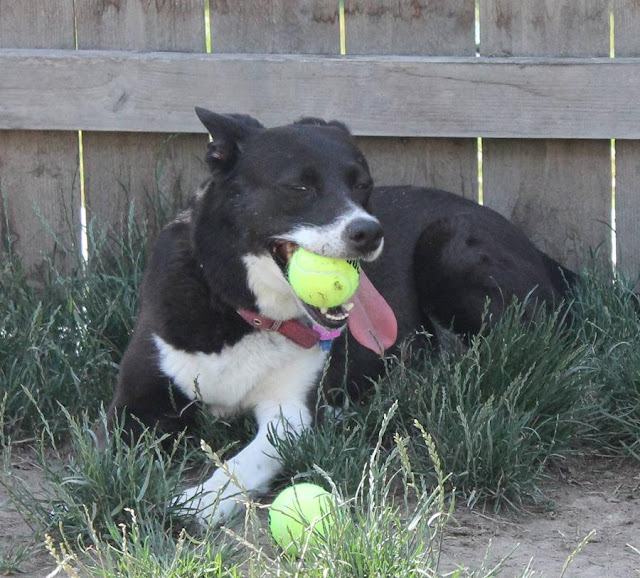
[205,0,212,54]
[339,0,346,55]
[610,0,616,265]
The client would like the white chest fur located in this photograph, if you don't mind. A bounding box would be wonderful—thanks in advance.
[153,332,326,416]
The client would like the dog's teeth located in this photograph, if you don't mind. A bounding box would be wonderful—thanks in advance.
[343,302,354,312]
[326,311,348,321]
[320,308,328,314]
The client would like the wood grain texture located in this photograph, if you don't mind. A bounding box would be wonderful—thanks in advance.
[81,132,207,235]
[0,131,80,286]
[615,0,640,57]
[481,0,611,271]
[344,0,475,55]
[613,0,640,275]
[210,0,339,53]
[480,0,609,57]
[75,0,207,51]
[74,0,208,235]
[345,0,477,197]
[357,137,477,197]
[3,51,639,139]
[0,0,75,49]
[481,140,610,270]
[0,2,78,282]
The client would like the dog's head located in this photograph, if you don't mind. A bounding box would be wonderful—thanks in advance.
[192,107,386,332]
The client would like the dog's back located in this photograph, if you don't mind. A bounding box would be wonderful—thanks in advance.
[325,186,575,397]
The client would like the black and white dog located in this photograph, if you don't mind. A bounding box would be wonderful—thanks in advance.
[105,108,574,524]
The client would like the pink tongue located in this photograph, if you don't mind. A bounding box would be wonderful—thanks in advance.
[347,270,398,355]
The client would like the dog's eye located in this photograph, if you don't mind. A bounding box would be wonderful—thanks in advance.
[354,181,373,196]
[287,184,316,195]
[352,180,373,208]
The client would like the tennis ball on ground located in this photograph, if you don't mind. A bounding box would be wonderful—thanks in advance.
[287,248,360,309]
[268,483,337,557]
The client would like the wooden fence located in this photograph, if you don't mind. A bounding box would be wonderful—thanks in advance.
[1,0,639,286]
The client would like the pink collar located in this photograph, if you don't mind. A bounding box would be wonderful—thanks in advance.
[237,309,342,350]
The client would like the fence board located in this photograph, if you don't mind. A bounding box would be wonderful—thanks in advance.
[0,1,75,48]
[75,0,209,236]
[74,0,206,52]
[481,0,610,57]
[481,0,611,271]
[344,0,475,56]
[345,0,477,194]
[0,1,78,284]
[5,52,640,139]
[613,1,640,276]
[210,0,339,53]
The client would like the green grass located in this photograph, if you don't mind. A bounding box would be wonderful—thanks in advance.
[2,207,639,575]
[2,406,241,576]
[0,209,145,440]
[0,542,36,576]
[570,263,640,456]
[278,300,592,511]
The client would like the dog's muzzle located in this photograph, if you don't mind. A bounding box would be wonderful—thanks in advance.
[343,218,384,258]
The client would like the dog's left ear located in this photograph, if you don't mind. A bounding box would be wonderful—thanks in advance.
[295,117,351,134]
[195,107,264,177]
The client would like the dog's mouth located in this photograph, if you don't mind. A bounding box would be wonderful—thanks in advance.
[270,240,352,329]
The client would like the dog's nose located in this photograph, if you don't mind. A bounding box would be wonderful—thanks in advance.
[345,218,384,254]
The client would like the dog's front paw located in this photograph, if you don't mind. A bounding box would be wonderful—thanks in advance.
[175,469,247,526]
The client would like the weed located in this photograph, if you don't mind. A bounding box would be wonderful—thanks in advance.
[279,299,592,511]
[571,264,640,456]
[0,541,38,575]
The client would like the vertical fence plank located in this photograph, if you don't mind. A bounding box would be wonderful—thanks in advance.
[344,0,478,197]
[0,0,79,284]
[481,0,611,57]
[0,1,74,48]
[480,0,611,271]
[209,1,340,124]
[210,0,339,53]
[75,0,209,237]
[613,0,640,276]
[345,0,475,56]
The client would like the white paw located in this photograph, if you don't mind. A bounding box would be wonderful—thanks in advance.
[175,468,247,526]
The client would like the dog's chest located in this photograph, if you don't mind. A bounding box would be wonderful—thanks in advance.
[153,332,324,415]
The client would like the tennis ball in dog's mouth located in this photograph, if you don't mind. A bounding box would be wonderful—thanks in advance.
[268,483,336,557]
[287,248,360,308]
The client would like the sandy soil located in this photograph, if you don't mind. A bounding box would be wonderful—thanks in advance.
[440,456,640,576]
[0,450,52,578]
[1,451,639,577]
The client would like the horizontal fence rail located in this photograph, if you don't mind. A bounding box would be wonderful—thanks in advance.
[2,49,640,139]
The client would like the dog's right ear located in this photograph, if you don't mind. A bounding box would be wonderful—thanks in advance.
[195,107,264,176]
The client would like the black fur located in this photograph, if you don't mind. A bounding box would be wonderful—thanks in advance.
[326,187,575,397]
[105,110,574,442]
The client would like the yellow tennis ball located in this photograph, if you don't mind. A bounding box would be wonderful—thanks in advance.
[268,483,336,557]
[287,248,360,308]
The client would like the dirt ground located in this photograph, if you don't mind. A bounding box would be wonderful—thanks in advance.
[1,452,639,577]
[440,456,640,577]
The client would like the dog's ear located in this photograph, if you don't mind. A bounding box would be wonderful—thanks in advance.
[294,117,351,134]
[195,107,264,176]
